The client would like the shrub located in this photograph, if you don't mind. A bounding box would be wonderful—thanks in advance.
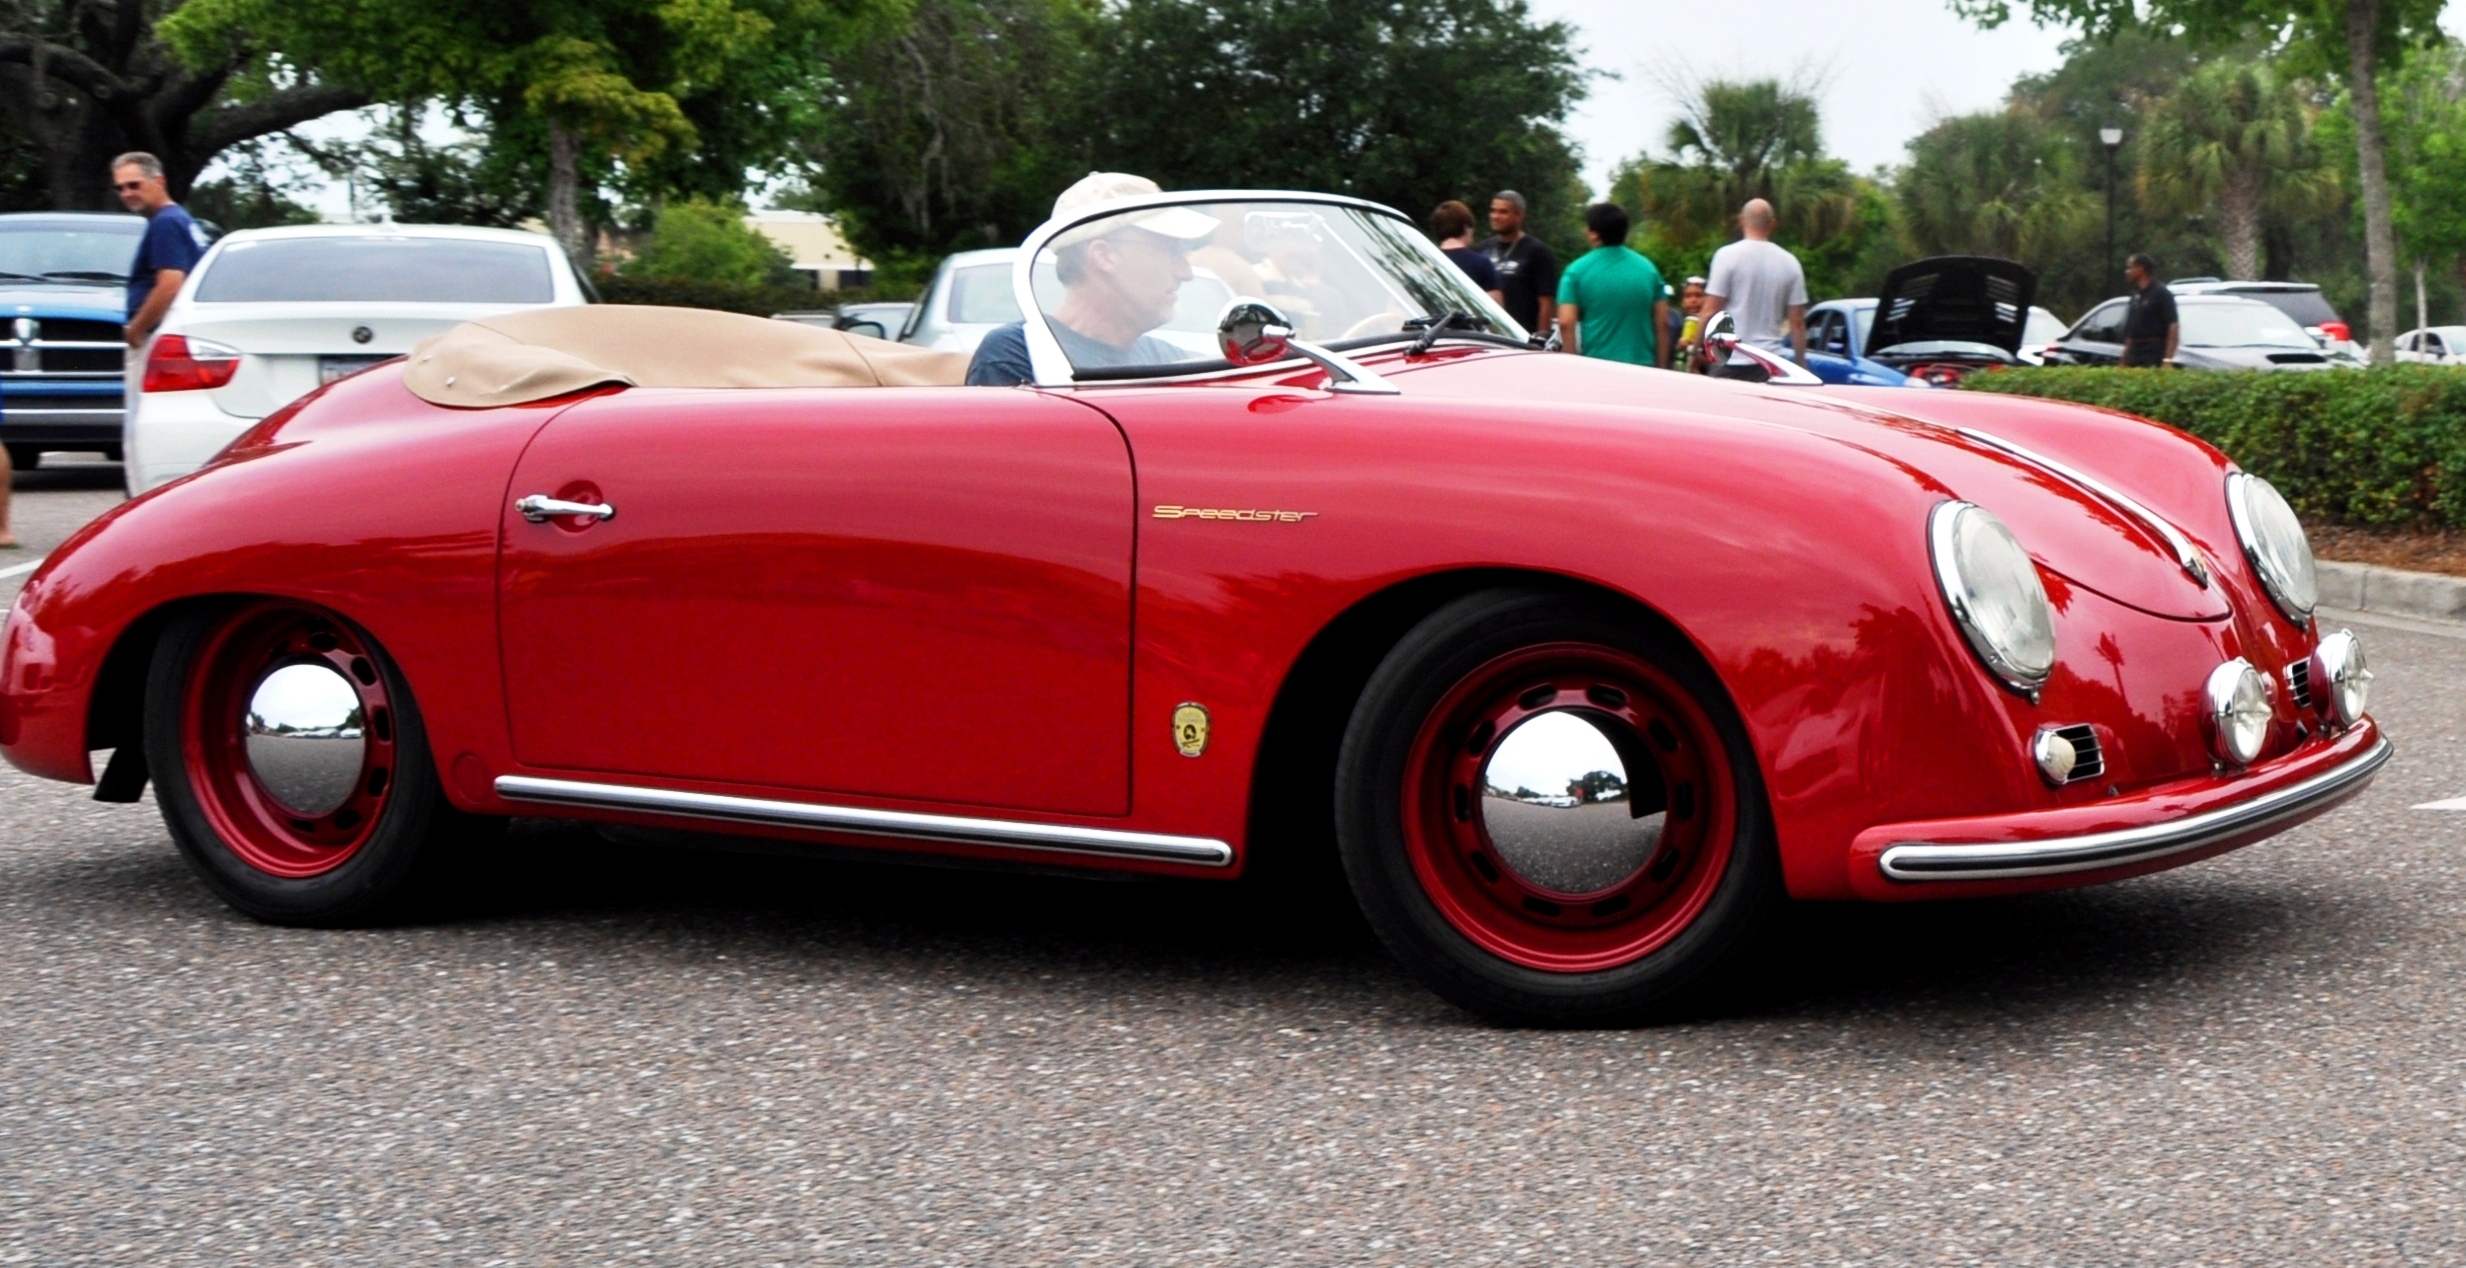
[1962,366,2466,529]
[625,198,799,288]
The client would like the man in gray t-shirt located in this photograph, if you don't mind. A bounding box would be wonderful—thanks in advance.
[1701,199,1809,382]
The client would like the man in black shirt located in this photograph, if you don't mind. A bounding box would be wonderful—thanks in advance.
[2121,252,2179,368]
[1478,190,1559,337]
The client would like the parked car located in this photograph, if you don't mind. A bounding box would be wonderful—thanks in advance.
[2017,305,2069,366]
[1858,256,2036,385]
[900,246,1239,357]
[127,223,590,494]
[0,212,146,468]
[1808,295,2067,382]
[2045,294,2354,370]
[2397,326,2466,364]
[776,301,915,341]
[2170,279,2354,355]
[1802,300,1915,386]
[1,191,2384,1027]
[898,248,1031,353]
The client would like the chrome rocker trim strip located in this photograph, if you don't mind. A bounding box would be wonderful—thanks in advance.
[1878,736,2391,882]
[494,775,1235,868]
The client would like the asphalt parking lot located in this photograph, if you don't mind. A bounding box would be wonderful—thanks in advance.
[2,469,2462,1264]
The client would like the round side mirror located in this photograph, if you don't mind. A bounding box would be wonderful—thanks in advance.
[1700,309,1739,360]
[1218,298,1296,366]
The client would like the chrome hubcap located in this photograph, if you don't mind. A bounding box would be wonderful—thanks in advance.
[242,662,368,816]
[1477,710,1663,896]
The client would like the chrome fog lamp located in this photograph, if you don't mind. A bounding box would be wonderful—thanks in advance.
[1928,501,2058,696]
[2313,628,2372,726]
[2204,659,2273,767]
[2226,473,2317,624]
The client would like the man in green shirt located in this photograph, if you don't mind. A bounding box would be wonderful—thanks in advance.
[1555,203,1670,367]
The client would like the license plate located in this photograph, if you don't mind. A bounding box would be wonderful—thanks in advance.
[318,356,389,384]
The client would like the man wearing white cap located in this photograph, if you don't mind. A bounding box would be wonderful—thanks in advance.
[967,172,1220,386]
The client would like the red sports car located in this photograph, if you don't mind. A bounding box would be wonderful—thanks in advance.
[0,192,2385,1025]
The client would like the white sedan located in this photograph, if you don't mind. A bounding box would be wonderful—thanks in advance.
[126,223,588,493]
[2397,326,2466,364]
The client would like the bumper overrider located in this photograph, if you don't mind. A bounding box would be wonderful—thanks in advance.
[1846,722,2389,899]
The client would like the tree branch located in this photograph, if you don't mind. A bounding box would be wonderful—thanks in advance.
[185,81,369,157]
[0,33,127,99]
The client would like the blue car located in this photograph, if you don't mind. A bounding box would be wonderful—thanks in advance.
[1,212,148,468]
[1802,299,1915,387]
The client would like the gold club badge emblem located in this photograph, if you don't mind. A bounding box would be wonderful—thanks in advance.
[1172,703,1210,758]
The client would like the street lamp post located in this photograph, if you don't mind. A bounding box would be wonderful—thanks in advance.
[2101,126,2124,296]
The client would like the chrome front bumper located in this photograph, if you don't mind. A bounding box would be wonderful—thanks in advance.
[1878,735,2392,882]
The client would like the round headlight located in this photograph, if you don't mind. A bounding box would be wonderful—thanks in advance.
[2226,473,2317,623]
[2204,659,2272,766]
[1928,501,2057,694]
[2313,628,2372,726]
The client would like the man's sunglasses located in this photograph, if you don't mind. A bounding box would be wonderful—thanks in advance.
[113,179,149,192]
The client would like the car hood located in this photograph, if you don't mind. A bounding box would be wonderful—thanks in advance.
[2177,345,2342,371]
[1389,350,2230,621]
[1871,256,2038,356]
[0,283,124,320]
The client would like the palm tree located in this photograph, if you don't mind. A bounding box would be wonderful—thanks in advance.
[1896,108,2099,264]
[2137,60,2338,281]
[1613,77,1864,261]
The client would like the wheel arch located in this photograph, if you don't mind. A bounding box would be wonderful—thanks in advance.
[1244,567,1740,882]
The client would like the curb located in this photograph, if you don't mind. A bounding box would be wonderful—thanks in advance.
[2316,559,2466,625]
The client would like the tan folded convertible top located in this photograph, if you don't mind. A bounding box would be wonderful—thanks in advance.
[401,305,971,408]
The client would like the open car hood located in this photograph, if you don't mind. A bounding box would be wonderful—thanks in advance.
[1871,256,2038,356]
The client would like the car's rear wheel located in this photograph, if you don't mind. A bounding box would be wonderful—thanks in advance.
[145,599,494,924]
[1335,587,1781,1026]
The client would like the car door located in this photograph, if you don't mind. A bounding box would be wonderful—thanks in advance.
[2059,301,2127,365]
[1805,310,1855,383]
[497,387,1135,816]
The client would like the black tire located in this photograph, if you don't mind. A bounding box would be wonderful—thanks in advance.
[145,600,499,925]
[1334,586,1784,1026]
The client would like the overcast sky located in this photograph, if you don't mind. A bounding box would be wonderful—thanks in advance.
[1529,0,2074,189]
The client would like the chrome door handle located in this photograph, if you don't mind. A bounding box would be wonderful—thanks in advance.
[516,494,616,523]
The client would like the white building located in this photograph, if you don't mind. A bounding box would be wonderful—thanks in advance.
[745,211,872,291]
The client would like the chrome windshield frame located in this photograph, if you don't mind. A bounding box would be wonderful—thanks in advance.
[1010,189,1526,388]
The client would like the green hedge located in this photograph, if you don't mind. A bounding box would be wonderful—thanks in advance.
[1962,366,2466,529]
[592,273,920,318]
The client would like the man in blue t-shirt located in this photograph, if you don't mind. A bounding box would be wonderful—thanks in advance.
[114,152,208,348]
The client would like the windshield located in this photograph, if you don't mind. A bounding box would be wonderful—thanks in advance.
[194,236,558,303]
[947,263,1020,324]
[2022,307,2068,345]
[0,218,144,281]
[2229,288,2339,327]
[2180,301,2317,349]
[1027,198,1518,378]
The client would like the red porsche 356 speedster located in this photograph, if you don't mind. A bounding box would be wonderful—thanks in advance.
[0,191,2385,1024]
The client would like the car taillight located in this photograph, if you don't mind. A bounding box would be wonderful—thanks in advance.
[2317,320,2352,343]
[142,335,242,393]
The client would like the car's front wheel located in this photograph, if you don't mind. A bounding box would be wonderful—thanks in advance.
[1335,587,1782,1026]
[144,599,496,925]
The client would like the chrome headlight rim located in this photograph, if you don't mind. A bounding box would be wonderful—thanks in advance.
[2203,658,2272,767]
[2226,472,2317,625]
[1928,500,2058,697]
[2313,628,2372,727]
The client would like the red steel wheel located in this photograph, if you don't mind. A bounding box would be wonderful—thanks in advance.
[1337,587,1781,1026]
[1400,643,1734,974]
[179,601,395,878]
[145,599,493,925]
